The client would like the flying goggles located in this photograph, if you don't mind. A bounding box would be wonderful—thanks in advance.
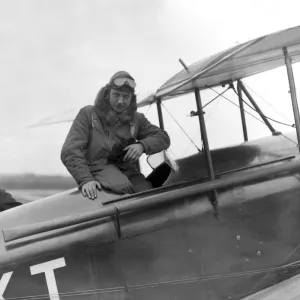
[113,77,136,89]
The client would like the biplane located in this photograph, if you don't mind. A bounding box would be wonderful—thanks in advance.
[1,25,300,300]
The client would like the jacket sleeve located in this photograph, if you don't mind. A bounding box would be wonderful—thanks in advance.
[137,113,171,155]
[61,107,94,187]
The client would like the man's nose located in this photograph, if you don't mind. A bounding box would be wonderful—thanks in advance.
[117,95,125,103]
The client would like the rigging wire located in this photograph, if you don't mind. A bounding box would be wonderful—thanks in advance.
[278,132,298,145]
[144,103,152,117]
[142,102,179,158]
[181,130,200,156]
[243,81,293,123]
[233,85,298,145]
[203,87,230,109]
[181,96,222,157]
[231,86,295,128]
[181,94,223,156]
[207,86,299,147]
[242,99,295,128]
[205,96,221,122]
[161,102,202,153]
[207,86,267,126]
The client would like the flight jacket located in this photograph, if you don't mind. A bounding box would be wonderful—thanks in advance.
[61,105,170,188]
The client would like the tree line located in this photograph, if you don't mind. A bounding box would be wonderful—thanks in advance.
[0,173,77,190]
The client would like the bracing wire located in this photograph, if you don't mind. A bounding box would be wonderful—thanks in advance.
[144,103,152,117]
[243,81,293,123]
[205,96,221,122]
[242,99,295,128]
[279,132,298,145]
[161,102,202,153]
[207,86,267,125]
[231,86,295,128]
[203,87,230,109]
[142,102,177,157]
[181,130,200,156]
[207,85,299,147]
[233,83,298,145]
[181,92,223,156]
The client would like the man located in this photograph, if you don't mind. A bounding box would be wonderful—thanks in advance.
[61,71,170,199]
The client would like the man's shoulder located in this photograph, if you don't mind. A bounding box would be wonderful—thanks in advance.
[75,105,95,119]
[79,105,94,114]
[0,189,7,196]
[133,111,146,121]
[0,189,12,199]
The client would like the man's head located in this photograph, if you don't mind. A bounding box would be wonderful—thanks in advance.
[94,71,137,122]
[108,71,136,113]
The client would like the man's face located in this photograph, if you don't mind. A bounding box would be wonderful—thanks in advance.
[109,86,132,113]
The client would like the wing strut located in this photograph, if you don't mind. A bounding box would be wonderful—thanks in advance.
[283,47,300,152]
[156,97,165,130]
[236,82,248,142]
[194,88,218,216]
[238,80,280,136]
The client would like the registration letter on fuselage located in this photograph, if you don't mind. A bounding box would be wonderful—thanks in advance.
[30,258,66,300]
[0,272,13,300]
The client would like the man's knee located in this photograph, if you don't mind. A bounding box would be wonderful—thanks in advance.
[94,165,135,194]
[108,181,135,194]
[127,173,153,193]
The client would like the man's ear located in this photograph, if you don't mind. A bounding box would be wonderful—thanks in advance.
[94,84,111,107]
[103,86,110,99]
[131,93,137,111]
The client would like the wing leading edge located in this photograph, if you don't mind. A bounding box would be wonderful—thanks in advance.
[137,25,300,107]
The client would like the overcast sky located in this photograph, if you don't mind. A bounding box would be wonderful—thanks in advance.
[1,0,300,175]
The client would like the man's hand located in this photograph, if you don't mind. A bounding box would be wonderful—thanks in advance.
[123,143,144,163]
[81,180,101,200]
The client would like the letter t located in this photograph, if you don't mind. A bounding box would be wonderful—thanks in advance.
[30,258,66,300]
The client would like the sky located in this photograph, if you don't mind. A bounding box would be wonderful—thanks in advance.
[1,0,300,176]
